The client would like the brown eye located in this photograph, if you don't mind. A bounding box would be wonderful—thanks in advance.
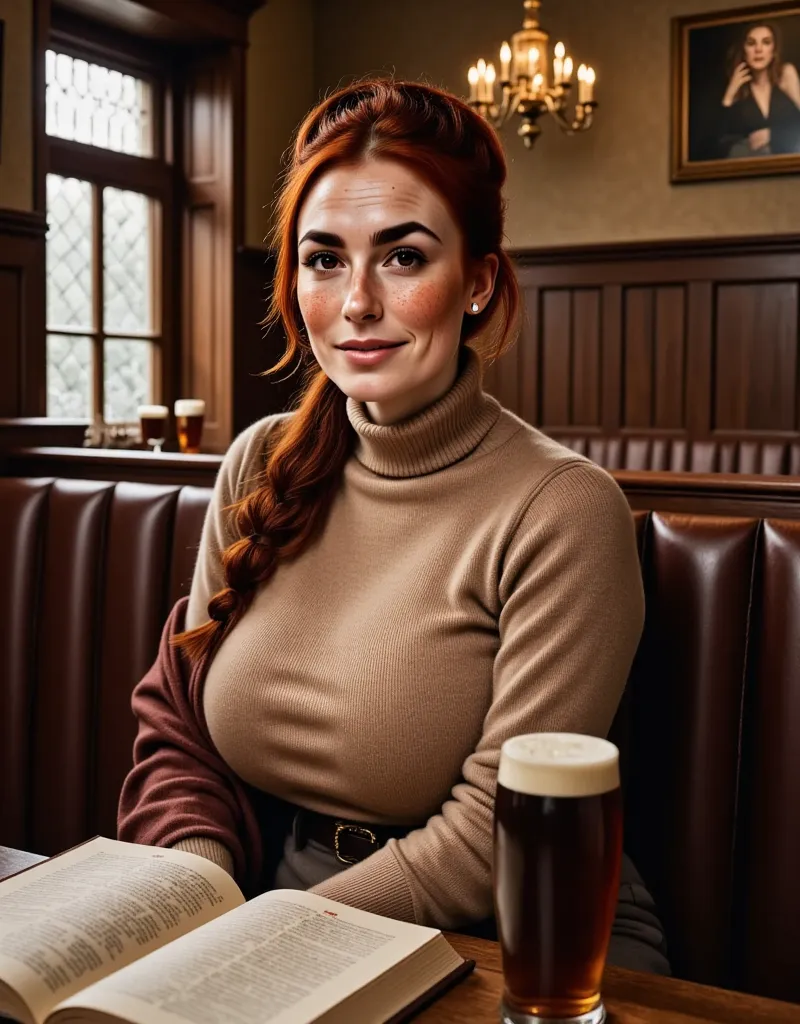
[388,248,427,269]
[303,251,340,271]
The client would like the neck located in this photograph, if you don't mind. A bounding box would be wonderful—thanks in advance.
[345,345,501,478]
[364,351,461,426]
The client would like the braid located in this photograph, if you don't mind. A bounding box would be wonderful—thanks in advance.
[172,370,353,660]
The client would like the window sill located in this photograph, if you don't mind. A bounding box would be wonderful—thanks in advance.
[0,446,223,487]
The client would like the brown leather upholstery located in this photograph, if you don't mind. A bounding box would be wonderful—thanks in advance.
[0,478,208,858]
[550,434,800,475]
[1,476,800,1003]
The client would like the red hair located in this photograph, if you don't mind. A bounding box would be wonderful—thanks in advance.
[173,77,521,661]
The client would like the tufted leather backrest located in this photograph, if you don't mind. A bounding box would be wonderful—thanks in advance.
[1,477,799,1003]
[0,478,211,856]
[550,434,800,475]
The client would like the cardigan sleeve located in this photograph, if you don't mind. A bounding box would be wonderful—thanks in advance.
[310,461,645,928]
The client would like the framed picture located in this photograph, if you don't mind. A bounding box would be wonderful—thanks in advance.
[671,2,800,182]
[0,19,4,162]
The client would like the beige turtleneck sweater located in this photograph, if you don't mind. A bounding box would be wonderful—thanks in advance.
[178,346,644,929]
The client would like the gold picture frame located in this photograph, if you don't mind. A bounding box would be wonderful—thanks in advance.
[671,2,800,182]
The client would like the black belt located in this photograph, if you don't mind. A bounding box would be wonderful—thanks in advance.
[293,807,415,865]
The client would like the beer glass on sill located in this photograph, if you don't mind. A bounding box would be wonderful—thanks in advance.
[137,404,169,454]
[174,398,206,454]
[494,733,623,1024]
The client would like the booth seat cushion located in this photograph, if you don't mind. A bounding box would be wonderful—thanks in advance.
[1,476,800,1003]
[550,434,800,475]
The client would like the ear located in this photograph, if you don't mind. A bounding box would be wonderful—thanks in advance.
[466,253,500,315]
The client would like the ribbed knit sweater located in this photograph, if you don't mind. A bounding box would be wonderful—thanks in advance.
[176,346,644,929]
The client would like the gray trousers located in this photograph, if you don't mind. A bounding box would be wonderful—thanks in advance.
[271,816,671,976]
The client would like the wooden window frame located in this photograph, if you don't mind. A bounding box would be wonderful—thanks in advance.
[45,16,179,424]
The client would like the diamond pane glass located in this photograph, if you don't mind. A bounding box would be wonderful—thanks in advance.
[104,339,153,422]
[104,188,153,333]
[46,174,93,330]
[47,334,92,418]
[45,49,152,156]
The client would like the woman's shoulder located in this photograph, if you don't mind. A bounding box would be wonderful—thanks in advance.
[219,411,294,498]
[780,61,800,84]
[492,411,630,518]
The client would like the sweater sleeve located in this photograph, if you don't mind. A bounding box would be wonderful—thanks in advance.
[310,462,645,928]
[186,413,289,631]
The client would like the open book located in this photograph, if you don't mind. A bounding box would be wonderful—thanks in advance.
[0,837,474,1024]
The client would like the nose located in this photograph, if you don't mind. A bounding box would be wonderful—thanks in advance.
[342,268,382,323]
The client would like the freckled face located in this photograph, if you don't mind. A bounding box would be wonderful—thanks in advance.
[745,27,775,70]
[295,158,478,425]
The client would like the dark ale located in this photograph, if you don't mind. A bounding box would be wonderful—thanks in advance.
[138,405,168,453]
[174,398,205,454]
[494,734,622,1024]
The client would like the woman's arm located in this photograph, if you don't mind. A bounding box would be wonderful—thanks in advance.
[311,462,645,927]
[780,62,800,108]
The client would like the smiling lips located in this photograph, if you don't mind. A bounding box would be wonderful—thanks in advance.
[337,340,407,352]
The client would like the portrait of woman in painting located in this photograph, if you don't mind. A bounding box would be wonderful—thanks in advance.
[674,5,800,181]
[720,20,800,156]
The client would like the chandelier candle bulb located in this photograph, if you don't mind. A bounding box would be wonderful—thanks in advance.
[563,55,573,81]
[468,65,479,102]
[585,66,596,103]
[553,41,565,85]
[578,64,587,104]
[500,41,512,81]
[485,63,496,102]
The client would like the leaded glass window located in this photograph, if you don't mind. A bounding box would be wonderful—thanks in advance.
[45,47,164,422]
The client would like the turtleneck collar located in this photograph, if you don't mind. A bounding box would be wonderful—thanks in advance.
[345,346,501,478]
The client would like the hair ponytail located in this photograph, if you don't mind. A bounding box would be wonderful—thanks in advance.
[172,76,520,661]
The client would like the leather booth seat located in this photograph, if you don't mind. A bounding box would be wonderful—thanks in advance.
[549,434,800,475]
[1,476,799,1003]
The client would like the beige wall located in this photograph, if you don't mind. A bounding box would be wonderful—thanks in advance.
[310,0,800,247]
[0,0,34,212]
[245,0,316,247]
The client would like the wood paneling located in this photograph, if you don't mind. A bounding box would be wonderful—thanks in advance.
[0,212,47,418]
[714,283,798,434]
[498,234,800,452]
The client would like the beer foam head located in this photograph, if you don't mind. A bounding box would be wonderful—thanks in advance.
[174,398,205,417]
[137,404,169,418]
[498,733,620,797]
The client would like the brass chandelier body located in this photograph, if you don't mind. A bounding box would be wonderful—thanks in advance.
[467,0,597,148]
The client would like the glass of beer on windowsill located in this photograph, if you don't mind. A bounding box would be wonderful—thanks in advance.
[174,398,205,454]
[494,733,623,1024]
[137,404,169,454]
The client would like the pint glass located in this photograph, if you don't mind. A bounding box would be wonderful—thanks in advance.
[138,404,169,454]
[494,733,623,1024]
[174,398,205,454]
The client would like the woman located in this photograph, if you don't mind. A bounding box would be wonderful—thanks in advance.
[721,21,800,157]
[120,78,668,973]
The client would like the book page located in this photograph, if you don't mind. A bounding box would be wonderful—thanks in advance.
[0,837,243,1024]
[52,889,448,1024]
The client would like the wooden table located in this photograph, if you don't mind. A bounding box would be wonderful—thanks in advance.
[2,846,800,1023]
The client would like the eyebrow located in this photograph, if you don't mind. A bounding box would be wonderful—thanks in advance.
[297,221,443,249]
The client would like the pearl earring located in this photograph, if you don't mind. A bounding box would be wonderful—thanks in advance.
[470,302,480,313]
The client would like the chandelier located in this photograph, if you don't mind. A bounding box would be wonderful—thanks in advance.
[466,0,597,148]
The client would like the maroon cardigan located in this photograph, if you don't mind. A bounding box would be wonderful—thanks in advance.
[117,597,281,896]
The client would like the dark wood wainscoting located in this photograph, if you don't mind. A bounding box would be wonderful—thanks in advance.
[234,246,304,435]
[0,210,47,419]
[481,234,800,452]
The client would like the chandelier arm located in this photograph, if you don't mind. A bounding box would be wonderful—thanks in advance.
[542,92,592,134]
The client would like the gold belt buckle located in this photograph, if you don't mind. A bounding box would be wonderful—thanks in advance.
[334,823,378,865]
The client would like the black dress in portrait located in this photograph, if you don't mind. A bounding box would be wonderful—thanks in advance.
[720,84,800,157]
